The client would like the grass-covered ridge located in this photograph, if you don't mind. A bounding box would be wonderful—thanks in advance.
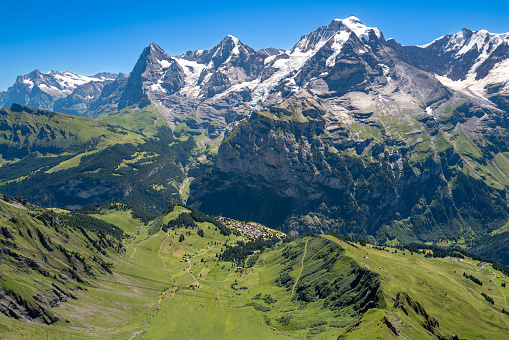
[1,199,509,338]
[326,235,509,339]
[0,104,193,214]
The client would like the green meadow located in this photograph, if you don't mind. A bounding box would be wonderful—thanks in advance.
[1,201,509,339]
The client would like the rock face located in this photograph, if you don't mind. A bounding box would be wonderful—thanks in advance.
[189,95,509,242]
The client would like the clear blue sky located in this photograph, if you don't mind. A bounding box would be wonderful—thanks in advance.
[1,0,509,90]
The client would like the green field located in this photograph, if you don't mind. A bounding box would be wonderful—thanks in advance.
[1,199,509,339]
[324,235,509,339]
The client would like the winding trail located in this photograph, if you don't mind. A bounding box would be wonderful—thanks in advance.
[129,234,159,260]
[127,232,171,339]
[280,239,308,310]
[482,266,507,307]
[473,264,509,327]
[443,260,509,327]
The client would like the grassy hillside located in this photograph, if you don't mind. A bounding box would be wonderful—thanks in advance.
[0,194,124,330]
[0,104,191,214]
[325,235,509,339]
[2,198,509,339]
[77,202,156,234]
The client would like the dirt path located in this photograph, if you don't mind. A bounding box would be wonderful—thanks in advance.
[280,239,308,310]
[482,266,507,307]
[127,233,170,339]
[158,232,171,271]
[456,262,509,327]
[199,272,234,283]
[129,234,159,261]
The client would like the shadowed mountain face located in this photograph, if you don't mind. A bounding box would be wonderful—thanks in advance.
[0,104,190,214]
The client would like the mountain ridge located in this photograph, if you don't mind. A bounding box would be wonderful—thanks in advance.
[2,17,508,131]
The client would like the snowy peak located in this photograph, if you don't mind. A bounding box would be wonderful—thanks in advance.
[292,16,381,54]
[0,69,117,112]
[118,41,188,109]
[139,43,172,65]
[208,35,254,68]
[330,16,382,42]
[403,27,509,103]
[443,29,506,56]
[12,70,115,97]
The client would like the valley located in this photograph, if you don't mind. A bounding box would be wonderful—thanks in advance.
[1,196,509,338]
[2,14,509,339]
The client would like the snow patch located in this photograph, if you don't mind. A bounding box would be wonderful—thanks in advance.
[175,58,207,98]
[159,59,173,69]
[149,83,166,94]
[417,35,445,48]
[22,79,34,90]
[436,58,509,100]
[326,31,351,67]
[332,16,381,42]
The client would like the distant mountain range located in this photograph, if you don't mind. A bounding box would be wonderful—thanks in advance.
[2,16,508,133]
[2,16,509,249]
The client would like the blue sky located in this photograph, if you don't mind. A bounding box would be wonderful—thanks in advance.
[1,0,509,90]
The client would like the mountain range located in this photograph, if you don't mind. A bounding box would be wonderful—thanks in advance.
[3,16,509,339]
[3,17,508,134]
[2,16,509,255]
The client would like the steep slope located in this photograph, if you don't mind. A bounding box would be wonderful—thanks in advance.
[187,17,509,244]
[0,104,190,214]
[179,35,268,99]
[189,94,509,244]
[401,29,509,111]
[0,194,124,325]
[327,235,509,339]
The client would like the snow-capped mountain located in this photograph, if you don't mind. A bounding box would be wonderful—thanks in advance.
[2,16,509,127]
[178,35,269,99]
[0,70,117,115]
[402,29,509,108]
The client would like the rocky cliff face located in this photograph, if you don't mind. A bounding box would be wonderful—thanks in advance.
[190,94,509,242]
